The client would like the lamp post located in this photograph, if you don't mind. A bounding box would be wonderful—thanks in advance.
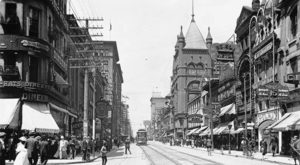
[228,124,232,154]
[243,72,249,156]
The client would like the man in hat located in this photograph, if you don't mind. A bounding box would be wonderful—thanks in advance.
[0,132,6,165]
[25,132,39,165]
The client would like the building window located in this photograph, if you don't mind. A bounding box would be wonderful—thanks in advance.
[29,56,38,82]
[0,53,22,81]
[29,7,40,38]
[290,7,298,39]
[0,3,21,35]
[290,57,298,73]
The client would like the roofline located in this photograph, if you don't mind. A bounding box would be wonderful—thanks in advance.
[93,40,120,62]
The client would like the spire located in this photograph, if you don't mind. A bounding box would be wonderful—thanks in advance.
[206,27,212,41]
[206,27,213,48]
[191,0,195,22]
[178,25,185,43]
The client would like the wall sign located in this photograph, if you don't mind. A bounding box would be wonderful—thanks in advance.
[254,42,272,60]
[21,40,50,52]
[22,93,48,102]
[256,110,278,126]
[0,81,51,90]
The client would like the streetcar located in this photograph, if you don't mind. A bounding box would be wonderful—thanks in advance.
[136,129,147,145]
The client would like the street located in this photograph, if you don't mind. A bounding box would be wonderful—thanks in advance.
[58,141,289,165]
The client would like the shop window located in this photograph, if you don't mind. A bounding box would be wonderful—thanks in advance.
[290,7,298,39]
[29,7,40,38]
[0,3,21,35]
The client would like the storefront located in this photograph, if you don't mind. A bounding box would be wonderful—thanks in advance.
[268,111,300,155]
[256,108,280,152]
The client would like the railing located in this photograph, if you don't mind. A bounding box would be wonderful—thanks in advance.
[0,65,19,76]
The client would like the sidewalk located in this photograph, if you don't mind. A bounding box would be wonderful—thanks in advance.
[5,147,117,165]
[158,141,295,165]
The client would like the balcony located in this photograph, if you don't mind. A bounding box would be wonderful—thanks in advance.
[0,65,19,76]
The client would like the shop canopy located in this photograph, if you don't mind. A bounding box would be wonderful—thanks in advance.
[195,126,208,134]
[267,111,300,131]
[0,99,20,129]
[219,103,236,117]
[187,128,199,136]
[199,128,211,136]
[22,102,60,133]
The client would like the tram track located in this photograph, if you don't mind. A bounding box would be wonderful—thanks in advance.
[140,143,222,165]
[140,144,181,165]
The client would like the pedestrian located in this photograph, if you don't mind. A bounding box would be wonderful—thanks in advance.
[206,138,212,156]
[260,138,267,159]
[241,138,247,156]
[290,135,300,165]
[69,137,76,159]
[270,135,278,157]
[100,141,108,165]
[14,136,29,165]
[39,135,49,165]
[7,134,16,162]
[25,132,39,165]
[125,137,131,154]
[82,137,88,161]
[59,136,68,159]
[0,132,6,165]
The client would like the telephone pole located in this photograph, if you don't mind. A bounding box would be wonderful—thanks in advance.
[68,16,104,139]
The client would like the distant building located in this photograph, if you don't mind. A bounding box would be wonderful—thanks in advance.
[150,92,167,140]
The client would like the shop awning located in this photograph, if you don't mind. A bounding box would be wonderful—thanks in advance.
[199,128,210,136]
[268,111,300,131]
[187,128,199,136]
[0,99,20,129]
[55,71,69,86]
[219,103,236,117]
[232,127,244,134]
[195,126,208,134]
[22,102,60,133]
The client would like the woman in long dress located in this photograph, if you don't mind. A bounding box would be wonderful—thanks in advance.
[14,136,29,165]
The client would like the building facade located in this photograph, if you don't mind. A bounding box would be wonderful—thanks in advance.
[0,0,76,135]
[170,13,212,139]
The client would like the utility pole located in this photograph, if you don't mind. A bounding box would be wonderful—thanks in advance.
[68,17,104,140]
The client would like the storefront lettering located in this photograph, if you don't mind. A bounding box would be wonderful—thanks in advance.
[254,42,272,60]
[256,110,278,126]
[21,40,50,52]
[22,93,48,102]
[0,81,50,90]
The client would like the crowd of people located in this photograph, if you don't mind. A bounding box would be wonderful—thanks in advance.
[0,130,114,165]
[160,134,300,162]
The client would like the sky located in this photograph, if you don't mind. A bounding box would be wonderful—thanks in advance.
[71,0,253,134]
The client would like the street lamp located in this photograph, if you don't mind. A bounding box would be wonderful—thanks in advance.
[228,124,232,154]
[242,72,249,155]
